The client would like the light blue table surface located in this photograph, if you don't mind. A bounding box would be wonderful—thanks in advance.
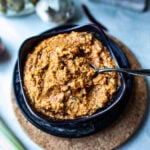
[0,0,150,149]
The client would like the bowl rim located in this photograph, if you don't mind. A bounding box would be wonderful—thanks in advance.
[18,24,128,124]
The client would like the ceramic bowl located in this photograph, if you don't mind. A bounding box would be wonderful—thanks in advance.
[13,24,132,137]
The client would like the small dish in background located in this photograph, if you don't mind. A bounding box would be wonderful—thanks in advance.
[0,38,5,56]
[0,0,37,17]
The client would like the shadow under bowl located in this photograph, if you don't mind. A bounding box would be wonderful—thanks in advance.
[13,24,132,137]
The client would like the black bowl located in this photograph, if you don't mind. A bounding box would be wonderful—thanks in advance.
[13,24,132,137]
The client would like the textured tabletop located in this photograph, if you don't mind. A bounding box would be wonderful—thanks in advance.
[0,0,150,149]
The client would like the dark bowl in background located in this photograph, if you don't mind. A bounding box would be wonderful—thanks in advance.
[13,24,132,137]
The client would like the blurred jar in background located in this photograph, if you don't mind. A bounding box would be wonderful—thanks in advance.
[90,0,147,11]
[35,0,75,24]
[0,0,39,16]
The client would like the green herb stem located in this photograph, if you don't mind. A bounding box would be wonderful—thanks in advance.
[0,118,25,150]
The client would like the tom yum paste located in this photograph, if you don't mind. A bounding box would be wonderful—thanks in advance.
[23,31,120,119]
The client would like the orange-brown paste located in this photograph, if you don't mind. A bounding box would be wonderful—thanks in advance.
[24,31,120,119]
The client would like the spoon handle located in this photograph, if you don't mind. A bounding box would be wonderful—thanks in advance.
[98,68,150,76]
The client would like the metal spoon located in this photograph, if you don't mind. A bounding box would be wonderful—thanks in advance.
[87,19,150,77]
[90,64,150,76]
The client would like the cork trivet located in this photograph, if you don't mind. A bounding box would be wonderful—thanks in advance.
[12,36,148,150]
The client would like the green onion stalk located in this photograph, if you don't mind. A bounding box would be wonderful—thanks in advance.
[0,116,25,150]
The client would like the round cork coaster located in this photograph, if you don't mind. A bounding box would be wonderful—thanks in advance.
[12,36,148,150]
